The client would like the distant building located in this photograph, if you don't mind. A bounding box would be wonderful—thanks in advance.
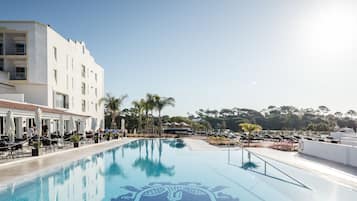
[0,21,104,137]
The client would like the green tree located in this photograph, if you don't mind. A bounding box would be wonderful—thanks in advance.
[99,93,128,128]
[239,123,262,147]
[132,98,145,133]
[154,96,175,135]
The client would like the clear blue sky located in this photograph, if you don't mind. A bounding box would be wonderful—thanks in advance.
[2,0,357,116]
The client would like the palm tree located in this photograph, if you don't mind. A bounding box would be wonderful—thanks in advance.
[99,93,128,128]
[143,93,156,133]
[239,123,262,147]
[154,96,175,135]
[132,99,145,133]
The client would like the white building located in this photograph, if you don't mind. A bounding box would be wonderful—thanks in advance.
[0,21,104,137]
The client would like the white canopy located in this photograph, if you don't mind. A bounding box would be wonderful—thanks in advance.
[79,120,86,137]
[5,111,15,143]
[91,118,97,131]
[59,115,64,137]
[68,116,76,133]
[35,108,42,137]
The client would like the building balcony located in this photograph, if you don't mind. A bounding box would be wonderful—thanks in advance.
[10,71,26,80]
[5,46,26,56]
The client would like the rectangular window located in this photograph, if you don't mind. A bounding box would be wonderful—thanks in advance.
[13,67,26,80]
[81,65,86,78]
[55,92,69,109]
[53,47,57,60]
[72,77,74,89]
[66,75,69,89]
[71,58,74,70]
[95,103,98,112]
[66,55,69,70]
[95,73,97,82]
[95,88,97,97]
[72,96,74,108]
[81,100,86,112]
[81,82,86,95]
[16,43,26,55]
[54,69,57,84]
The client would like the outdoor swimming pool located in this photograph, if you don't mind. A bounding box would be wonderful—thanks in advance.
[0,139,356,201]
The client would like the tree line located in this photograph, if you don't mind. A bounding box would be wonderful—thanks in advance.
[100,94,357,132]
[195,105,357,132]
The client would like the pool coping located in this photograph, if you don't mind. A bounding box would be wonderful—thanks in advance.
[0,138,137,190]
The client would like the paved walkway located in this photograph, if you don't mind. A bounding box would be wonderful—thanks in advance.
[184,138,220,151]
[0,138,136,189]
[248,147,357,190]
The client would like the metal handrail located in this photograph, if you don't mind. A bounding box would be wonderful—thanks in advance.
[230,144,310,189]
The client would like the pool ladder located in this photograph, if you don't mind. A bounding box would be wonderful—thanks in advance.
[227,146,310,190]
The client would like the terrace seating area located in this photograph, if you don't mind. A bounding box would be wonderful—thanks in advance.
[0,130,124,163]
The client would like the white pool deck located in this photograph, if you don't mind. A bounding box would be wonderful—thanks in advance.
[184,138,357,190]
[0,138,356,192]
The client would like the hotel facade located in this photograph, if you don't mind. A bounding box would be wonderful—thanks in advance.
[0,21,104,138]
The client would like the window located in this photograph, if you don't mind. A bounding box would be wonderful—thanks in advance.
[81,100,86,112]
[16,43,26,55]
[81,82,86,95]
[55,92,69,109]
[13,67,26,80]
[66,55,69,70]
[53,47,57,60]
[95,103,98,112]
[82,46,85,54]
[71,58,74,70]
[95,88,97,97]
[54,69,57,84]
[72,96,74,108]
[95,73,97,82]
[66,75,69,89]
[72,77,74,89]
[81,65,86,78]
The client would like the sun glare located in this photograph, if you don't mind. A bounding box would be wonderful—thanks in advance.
[302,3,357,57]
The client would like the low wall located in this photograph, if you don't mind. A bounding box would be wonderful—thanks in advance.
[299,139,357,167]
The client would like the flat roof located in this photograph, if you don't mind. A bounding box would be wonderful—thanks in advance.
[0,99,89,117]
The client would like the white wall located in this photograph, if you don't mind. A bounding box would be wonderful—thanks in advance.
[299,140,357,167]
[0,93,24,102]
[46,26,104,130]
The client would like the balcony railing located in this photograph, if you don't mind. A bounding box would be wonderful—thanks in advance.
[10,72,26,80]
[5,46,26,55]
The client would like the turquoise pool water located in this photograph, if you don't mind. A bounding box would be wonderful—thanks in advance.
[0,139,356,201]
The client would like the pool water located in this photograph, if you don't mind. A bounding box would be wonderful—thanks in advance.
[0,139,356,201]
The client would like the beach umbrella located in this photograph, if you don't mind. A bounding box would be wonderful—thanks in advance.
[91,118,97,131]
[68,116,76,134]
[100,120,104,130]
[79,120,86,137]
[35,108,42,137]
[59,115,64,137]
[121,118,125,132]
[5,111,15,143]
